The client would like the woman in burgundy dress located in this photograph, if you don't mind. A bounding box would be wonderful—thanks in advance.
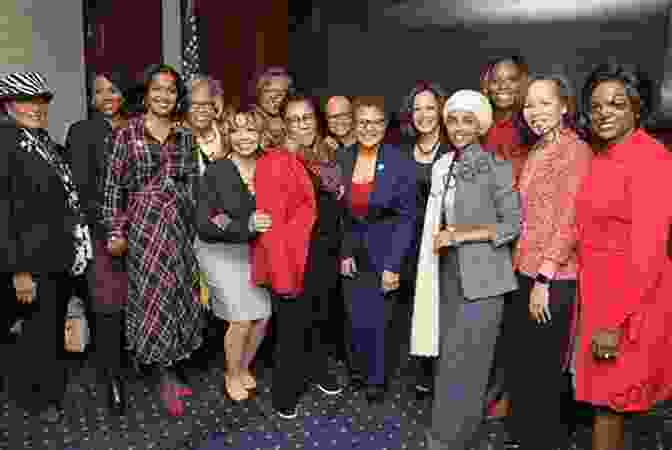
[575,64,672,450]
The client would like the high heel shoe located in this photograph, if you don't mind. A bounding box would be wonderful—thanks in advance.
[107,377,126,415]
[224,374,249,402]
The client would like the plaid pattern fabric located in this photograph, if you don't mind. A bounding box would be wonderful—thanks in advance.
[103,116,203,365]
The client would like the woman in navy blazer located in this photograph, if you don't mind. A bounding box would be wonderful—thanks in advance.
[338,96,417,404]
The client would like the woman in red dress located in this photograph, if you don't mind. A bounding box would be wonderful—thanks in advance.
[575,63,672,450]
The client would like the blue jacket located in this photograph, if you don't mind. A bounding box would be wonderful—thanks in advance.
[337,143,417,274]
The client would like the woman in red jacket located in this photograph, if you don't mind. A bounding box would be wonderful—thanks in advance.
[252,93,343,419]
[575,64,672,450]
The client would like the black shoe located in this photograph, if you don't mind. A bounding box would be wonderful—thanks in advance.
[107,377,126,415]
[364,384,386,404]
[276,405,298,419]
[503,439,521,449]
[39,405,62,424]
[349,371,366,390]
[316,372,343,395]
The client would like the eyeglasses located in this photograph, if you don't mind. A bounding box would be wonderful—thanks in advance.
[190,102,215,113]
[286,114,316,127]
[356,119,386,130]
[327,113,352,122]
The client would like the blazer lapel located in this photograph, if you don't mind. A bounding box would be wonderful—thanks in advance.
[340,146,357,209]
[366,144,389,221]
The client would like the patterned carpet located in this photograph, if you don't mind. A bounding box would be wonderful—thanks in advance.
[1,328,671,450]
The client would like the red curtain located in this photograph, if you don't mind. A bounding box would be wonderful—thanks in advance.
[197,0,288,108]
[85,0,163,85]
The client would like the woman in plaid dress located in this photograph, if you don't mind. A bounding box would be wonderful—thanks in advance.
[103,64,205,416]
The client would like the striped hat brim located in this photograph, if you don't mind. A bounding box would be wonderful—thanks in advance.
[0,72,54,100]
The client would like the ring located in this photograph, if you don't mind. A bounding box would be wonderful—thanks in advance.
[603,353,612,359]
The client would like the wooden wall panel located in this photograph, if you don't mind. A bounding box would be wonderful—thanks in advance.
[197,0,288,108]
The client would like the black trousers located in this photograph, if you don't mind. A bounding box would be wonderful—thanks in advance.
[271,292,331,410]
[504,273,576,449]
[93,312,125,380]
[7,272,70,413]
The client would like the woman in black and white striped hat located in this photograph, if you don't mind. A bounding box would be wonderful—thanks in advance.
[0,71,92,424]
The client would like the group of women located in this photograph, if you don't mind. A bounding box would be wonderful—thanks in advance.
[1,57,671,450]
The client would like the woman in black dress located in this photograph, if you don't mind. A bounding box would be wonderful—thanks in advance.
[398,81,449,395]
[0,72,93,423]
[65,71,130,415]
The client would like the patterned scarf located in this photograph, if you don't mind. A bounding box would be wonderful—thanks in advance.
[19,128,93,276]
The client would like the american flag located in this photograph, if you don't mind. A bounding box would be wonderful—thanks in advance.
[181,0,201,81]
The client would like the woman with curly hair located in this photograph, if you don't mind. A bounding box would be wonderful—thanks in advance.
[574,63,672,450]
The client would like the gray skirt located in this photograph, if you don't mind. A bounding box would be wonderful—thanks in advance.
[194,238,271,322]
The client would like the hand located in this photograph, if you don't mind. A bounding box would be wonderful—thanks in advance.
[341,257,358,278]
[433,227,457,253]
[529,283,551,324]
[252,211,272,233]
[13,272,35,304]
[107,237,128,257]
[324,136,339,150]
[336,185,345,201]
[381,270,400,293]
[591,328,621,361]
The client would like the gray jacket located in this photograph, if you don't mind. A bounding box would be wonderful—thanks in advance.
[440,144,520,300]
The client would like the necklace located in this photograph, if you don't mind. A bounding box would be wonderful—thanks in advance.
[415,138,439,162]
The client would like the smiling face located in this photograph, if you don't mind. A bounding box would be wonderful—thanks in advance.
[285,99,318,148]
[10,97,50,129]
[412,90,441,136]
[444,110,481,149]
[229,113,261,158]
[93,75,123,117]
[523,79,567,137]
[259,77,289,116]
[488,61,524,112]
[326,96,353,138]
[355,106,387,148]
[589,80,637,146]
[145,72,178,118]
[186,83,216,132]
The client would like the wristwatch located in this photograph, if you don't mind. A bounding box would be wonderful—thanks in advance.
[534,273,552,286]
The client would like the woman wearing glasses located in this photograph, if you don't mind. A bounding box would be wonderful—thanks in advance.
[338,96,417,404]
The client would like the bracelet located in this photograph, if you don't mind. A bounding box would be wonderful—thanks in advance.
[534,273,552,286]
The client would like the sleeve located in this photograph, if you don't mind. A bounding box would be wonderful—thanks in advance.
[383,158,417,274]
[336,151,356,260]
[615,152,672,329]
[0,130,16,272]
[65,123,98,223]
[254,154,294,294]
[541,141,592,264]
[102,128,131,239]
[196,163,256,243]
[490,154,522,248]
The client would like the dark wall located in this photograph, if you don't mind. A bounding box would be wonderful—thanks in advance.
[290,7,668,115]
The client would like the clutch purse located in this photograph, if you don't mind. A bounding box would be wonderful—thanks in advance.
[64,295,90,353]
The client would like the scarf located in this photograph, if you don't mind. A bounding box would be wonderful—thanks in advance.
[410,150,460,357]
[19,128,93,276]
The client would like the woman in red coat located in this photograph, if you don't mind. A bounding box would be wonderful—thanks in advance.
[574,64,672,450]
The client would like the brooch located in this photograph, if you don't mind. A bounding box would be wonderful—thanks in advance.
[376,163,384,172]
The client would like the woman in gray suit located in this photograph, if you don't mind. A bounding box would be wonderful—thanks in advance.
[410,90,520,450]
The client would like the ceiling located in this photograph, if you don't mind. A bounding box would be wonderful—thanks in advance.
[380,0,669,27]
